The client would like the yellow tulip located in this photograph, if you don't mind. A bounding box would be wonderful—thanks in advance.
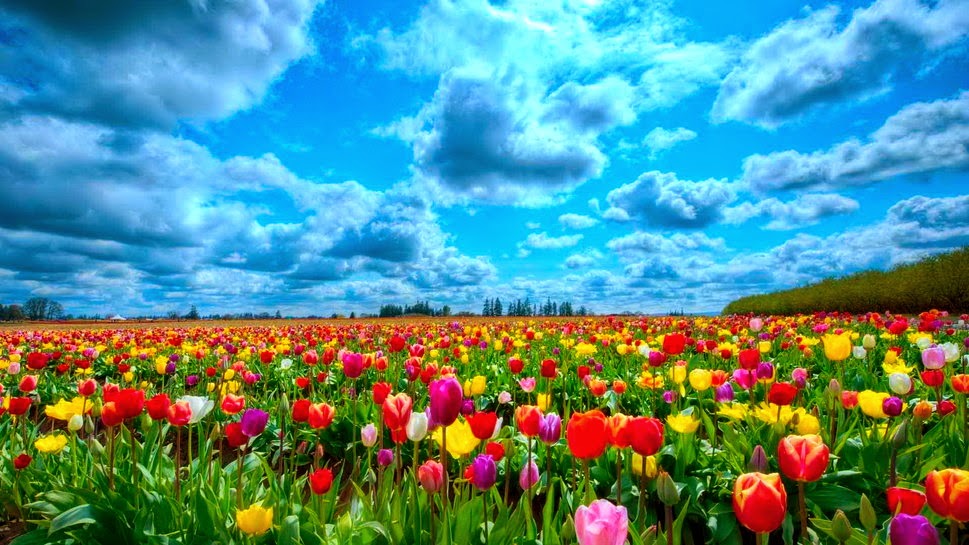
[671,365,687,385]
[236,505,273,536]
[431,418,481,458]
[463,375,487,397]
[35,434,68,454]
[536,393,550,412]
[758,341,772,354]
[688,369,712,391]
[795,413,821,435]
[857,390,889,419]
[631,453,658,478]
[574,343,597,356]
[822,334,851,361]
[666,412,700,434]
[717,403,748,420]
[44,397,88,421]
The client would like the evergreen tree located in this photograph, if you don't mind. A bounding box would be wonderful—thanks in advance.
[493,298,502,316]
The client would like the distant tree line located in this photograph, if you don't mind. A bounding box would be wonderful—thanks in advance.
[378,301,452,318]
[482,297,588,317]
[0,297,65,321]
[723,246,969,315]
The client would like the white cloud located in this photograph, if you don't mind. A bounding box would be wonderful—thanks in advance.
[713,0,969,127]
[722,193,860,230]
[604,171,736,228]
[741,91,969,192]
[563,249,604,269]
[558,213,599,230]
[521,232,584,250]
[642,126,697,158]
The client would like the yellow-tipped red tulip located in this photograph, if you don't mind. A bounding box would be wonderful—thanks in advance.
[778,434,829,482]
[925,468,969,522]
[733,472,788,534]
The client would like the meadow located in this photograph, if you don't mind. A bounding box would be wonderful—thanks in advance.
[1,313,967,545]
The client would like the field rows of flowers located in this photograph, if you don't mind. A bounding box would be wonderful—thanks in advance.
[1,312,968,544]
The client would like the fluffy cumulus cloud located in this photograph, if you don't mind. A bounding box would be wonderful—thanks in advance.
[0,0,322,129]
[365,0,732,206]
[604,171,736,228]
[713,0,969,127]
[742,91,969,192]
[642,127,697,158]
[563,249,604,269]
[722,193,860,230]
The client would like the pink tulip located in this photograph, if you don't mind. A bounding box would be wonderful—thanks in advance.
[575,499,628,545]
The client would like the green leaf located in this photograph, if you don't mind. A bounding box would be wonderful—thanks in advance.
[49,504,98,535]
[279,514,301,545]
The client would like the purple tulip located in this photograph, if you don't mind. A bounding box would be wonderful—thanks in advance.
[165,362,177,374]
[519,461,540,490]
[538,413,562,444]
[470,454,497,490]
[429,377,463,427]
[460,398,475,416]
[552,347,560,355]
[755,362,774,380]
[377,448,395,467]
[714,383,735,403]
[240,409,269,437]
[889,514,939,545]
[662,390,678,404]
[883,396,904,417]
[185,374,199,387]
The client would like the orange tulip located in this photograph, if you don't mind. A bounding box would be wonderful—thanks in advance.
[777,434,829,482]
[925,468,969,522]
[733,472,788,534]
[566,410,608,460]
[515,405,542,437]
[607,414,631,448]
[952,374,969,394]
[382,393,413,444]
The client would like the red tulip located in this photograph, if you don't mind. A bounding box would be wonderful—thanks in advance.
[7,396,31,416]
[101,402,124,427]
[78,378,98,397]
[566,410,608,460]
[225,422,248,448]
[733,472,788,534]
[508,357,524,375]
[13,453,32,470]
[147,393,171,421]
[468,411,498,440]
[541,359,557,378]
[952,374,969,394]
[627,416,665,456]
[310,467,334,495]
[372,382,393,406]
[767,382,797,406]
[663,333,686,355]
[292,399,311,423]
[887,487,927,515]
[920,370,945,388]
[515,405,542,437]
[221,394,245,415]
[777,434,829,482]
[308,403,335,430]
[382,393,413,443]
[18,375,37,393]
[925,468,969,521]
[167,401,192,427]
[607,414,631,449]
[485,441,505,462]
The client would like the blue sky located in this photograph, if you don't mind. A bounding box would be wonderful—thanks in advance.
[0,0,967,317]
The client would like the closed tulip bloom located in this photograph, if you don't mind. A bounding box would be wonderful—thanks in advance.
[308,402,336,430]
[889,514,939,545]
[406,412,428,441]
[167,401,192,427]
[468,411,499,441]
[361,423,378,447]
[515,405,543,437]
[18,375,37,393]
[178,395,213,424]
[538,413,562,444]
[882,396,904,417]
[862,334,877,349]
[575,499,629,545]
[520,460,540,490]
[738,348,760,369]
[733,369,756,390]
[240,409,269,437]
[887,487,927,515]
[889,373,913,395]
[733,472,788,534]
[607,414,631,449]
[952,374,969,394]
[913,400,934,420]
[938,400,956,416]
[78,378,97,397]
[225,422,247,448]
[688,369,712,391]
[382,393,413,443]
[309,467,334,495]
[377,448,394,467]
[925,468,969,521]
[566,410,609,460]
[236,505,273,536]
[429,377,463,427]
[852,346,868,359]
[756,363,774,381]
[418,460,445,493]
[822,334,851,361]
[749,317,763,332]
[341,352,364,379]
[777,434,829,482]
[627,416,664,456]
[715,383,735,403]
[921,347,946,370]
[291,399,311,423]
[470,454,497,490]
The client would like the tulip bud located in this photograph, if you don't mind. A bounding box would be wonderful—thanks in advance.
[826,379,842,399]
[278,393,290,414]
[361,423,378,448]
[859,494,876,534]
[852,346,867,360]
[748,445,768,473]
[68,414,84,432]
[831,510,853,543]
[862,334,876,349]
[209,422,222,442]
[891,419,908,449]
[656,471,680,506]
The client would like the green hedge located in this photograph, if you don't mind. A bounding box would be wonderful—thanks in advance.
[723,246,969,315]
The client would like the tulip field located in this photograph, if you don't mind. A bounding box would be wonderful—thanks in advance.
[1,312,968,545]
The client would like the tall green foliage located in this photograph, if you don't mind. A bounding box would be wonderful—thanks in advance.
[723,247,969,314]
